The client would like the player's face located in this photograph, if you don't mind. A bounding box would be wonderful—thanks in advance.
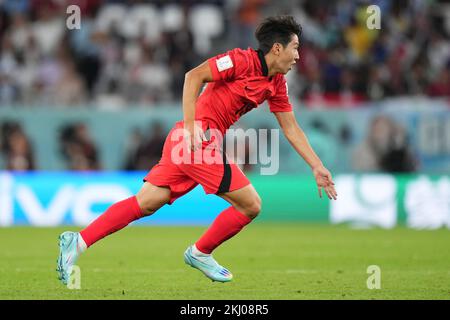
[277,34,300,74]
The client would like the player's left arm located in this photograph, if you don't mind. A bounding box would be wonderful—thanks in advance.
[274,111,337,200]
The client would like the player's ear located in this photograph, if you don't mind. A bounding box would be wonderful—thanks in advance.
[271,43,282,56]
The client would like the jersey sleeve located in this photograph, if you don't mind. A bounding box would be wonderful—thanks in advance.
[208,48,250,82]
[268,76,293,113]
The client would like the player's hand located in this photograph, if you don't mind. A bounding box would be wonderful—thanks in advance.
[184,121,207,153]
[312,165,337,200]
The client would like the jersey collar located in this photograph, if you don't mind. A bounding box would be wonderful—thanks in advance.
[256,49,269,77]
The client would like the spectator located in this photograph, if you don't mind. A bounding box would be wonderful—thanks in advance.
[0,0,449,108]
[53,45,87,106]
[379,125,417,173]
[352,115,417,172]
[0,121,35,171]
[123,127,144,171]
[427,63,450,97]
[59,122,100,170]
[123,121,167,170]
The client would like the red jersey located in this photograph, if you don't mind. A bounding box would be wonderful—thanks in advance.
[195,47,293,134]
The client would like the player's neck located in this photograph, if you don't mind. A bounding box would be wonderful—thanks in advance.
[264,53,280,77]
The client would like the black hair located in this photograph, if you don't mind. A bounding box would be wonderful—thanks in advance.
[255,15,302,54]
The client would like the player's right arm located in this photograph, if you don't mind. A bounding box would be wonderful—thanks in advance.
[182,61,214,152]
[274,111,337,200]
[183,49,244,152]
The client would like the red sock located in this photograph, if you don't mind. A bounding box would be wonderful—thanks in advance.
[80,196,143,248]
[195,206,252,254]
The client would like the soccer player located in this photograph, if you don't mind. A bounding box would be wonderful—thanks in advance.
[57,15,337,284]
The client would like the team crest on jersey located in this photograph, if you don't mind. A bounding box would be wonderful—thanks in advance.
[216,55,233,72]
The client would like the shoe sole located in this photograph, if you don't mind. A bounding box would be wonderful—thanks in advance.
[56,235,66,284]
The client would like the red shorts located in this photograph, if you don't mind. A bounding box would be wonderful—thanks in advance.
[144,121,250,204]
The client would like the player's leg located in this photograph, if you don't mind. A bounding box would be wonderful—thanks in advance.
[180,143,259,281]
[79,182,171,247]
[57,182,170,285]
[218,183,262,219]
[194,184,261,254]
[184,184,260,282]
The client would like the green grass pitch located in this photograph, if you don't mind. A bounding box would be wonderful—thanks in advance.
[0,223,449,300]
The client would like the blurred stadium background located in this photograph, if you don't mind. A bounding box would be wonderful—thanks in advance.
[0,0,450,300]
[1,0,449,228]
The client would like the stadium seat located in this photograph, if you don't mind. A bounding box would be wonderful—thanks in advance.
[161,4,185,33]
[188,5,224,54]
[95,4,127,33]
[121,4,160,42]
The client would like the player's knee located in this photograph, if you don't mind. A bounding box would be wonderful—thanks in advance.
[243,196,262,219]
[138,194,170,216]
[136,185,171,216]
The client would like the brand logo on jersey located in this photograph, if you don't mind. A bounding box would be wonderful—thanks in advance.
[216,56,233,72]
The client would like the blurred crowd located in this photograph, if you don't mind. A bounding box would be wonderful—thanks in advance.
[59,122,100,170]
[285,0,450,106]
[0,0,447,173]
[0,120,35,170]
[122,120,166,170]
[352,115,418,172]
[0,119,170,171]
[0,0,448,109]
[0,112,420,173]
